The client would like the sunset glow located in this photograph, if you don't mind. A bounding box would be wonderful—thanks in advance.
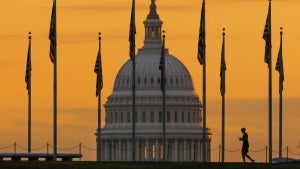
[0,0,300,161]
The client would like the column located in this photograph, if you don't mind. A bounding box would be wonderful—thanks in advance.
[146,139,150,161]
[165,139,170,161]
[114,140,117,161]
[105,140,108,161]
[191,140,195,162]
[111,140,115,161]
[136,139,139,161]
[168,140,172,161]
[190,141,193,161]
[207,141,211,162]
[118,139,122,161]
[183,140,187,161]
[127,139,131,161]
[102,140,105,161]
[155,139,159,161]
[174,139,178,162]
[199,141,202,162]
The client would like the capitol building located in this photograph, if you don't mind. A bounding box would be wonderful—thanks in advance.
[100,0,211,162]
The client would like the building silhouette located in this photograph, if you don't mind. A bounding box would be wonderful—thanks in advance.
[100,0,211,161]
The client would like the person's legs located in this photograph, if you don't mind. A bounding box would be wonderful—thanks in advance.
[245,154,254,162]
[242,147,247,163]
[241,152,246,163]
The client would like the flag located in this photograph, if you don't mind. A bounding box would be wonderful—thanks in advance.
[220,32,226,96]
[159,35,165,92]
[25,37,32,94]
[129,0,136,61]
[275,32,284,93]
[49,0,56,63]
[94,52,103,97]
[263,3,271,67]
[197,1,205,65]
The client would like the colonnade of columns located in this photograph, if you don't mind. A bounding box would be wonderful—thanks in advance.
[100,138,210,161]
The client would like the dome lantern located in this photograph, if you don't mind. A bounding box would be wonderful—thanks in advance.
[143,0,163,49]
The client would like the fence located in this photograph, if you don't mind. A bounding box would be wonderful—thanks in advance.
[1,143,300,162]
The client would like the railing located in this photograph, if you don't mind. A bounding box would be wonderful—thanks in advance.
[1,143,299,162]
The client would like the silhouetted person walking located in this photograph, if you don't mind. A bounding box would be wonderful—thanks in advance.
[239,127,255,163]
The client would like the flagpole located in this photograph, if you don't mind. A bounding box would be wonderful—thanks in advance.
[268,0,272,163]
[132,49,136,162]
[129,0,136,161]
[28,32,32,153]
[278,27,283,159]
[132,50,136,162]
[97,32,102,161]
[279,89,282,158]
[53,0,57,161]
[221,28,225,162]
[162,31,166,162]
[202,0,207,162]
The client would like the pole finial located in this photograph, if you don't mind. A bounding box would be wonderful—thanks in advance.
[162,30,165,39]
[222,28,225,36]
[98,32,102,41]
[280,27,283,35]
[28,31,31,40]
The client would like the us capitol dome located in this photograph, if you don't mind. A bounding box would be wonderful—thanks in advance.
[100,0,211,162]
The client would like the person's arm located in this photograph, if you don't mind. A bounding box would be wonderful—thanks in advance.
[239,133,248,141]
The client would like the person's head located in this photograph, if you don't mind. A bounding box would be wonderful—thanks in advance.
[241,127,246,133]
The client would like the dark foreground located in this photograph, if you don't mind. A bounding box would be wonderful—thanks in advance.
[0,162,300,169]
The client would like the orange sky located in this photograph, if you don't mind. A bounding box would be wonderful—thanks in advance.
[0,0,300,162]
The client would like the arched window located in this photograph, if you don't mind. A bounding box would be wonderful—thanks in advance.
[151,27,155,39]
[142,111,146,122]
[145,27,148,38]
[181,111,185,123]
[150,111,154,123]
[115,112,118,123]
[127,111,130,123]
[174,111,178,122]
[110,112,113,124]
[167,111,170,122]
[112,112,115,123]
[135,111,138,123]
[159,111,162,122]
[188,111,191,123]
[120,111,124,123]
[105,112,108,124]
